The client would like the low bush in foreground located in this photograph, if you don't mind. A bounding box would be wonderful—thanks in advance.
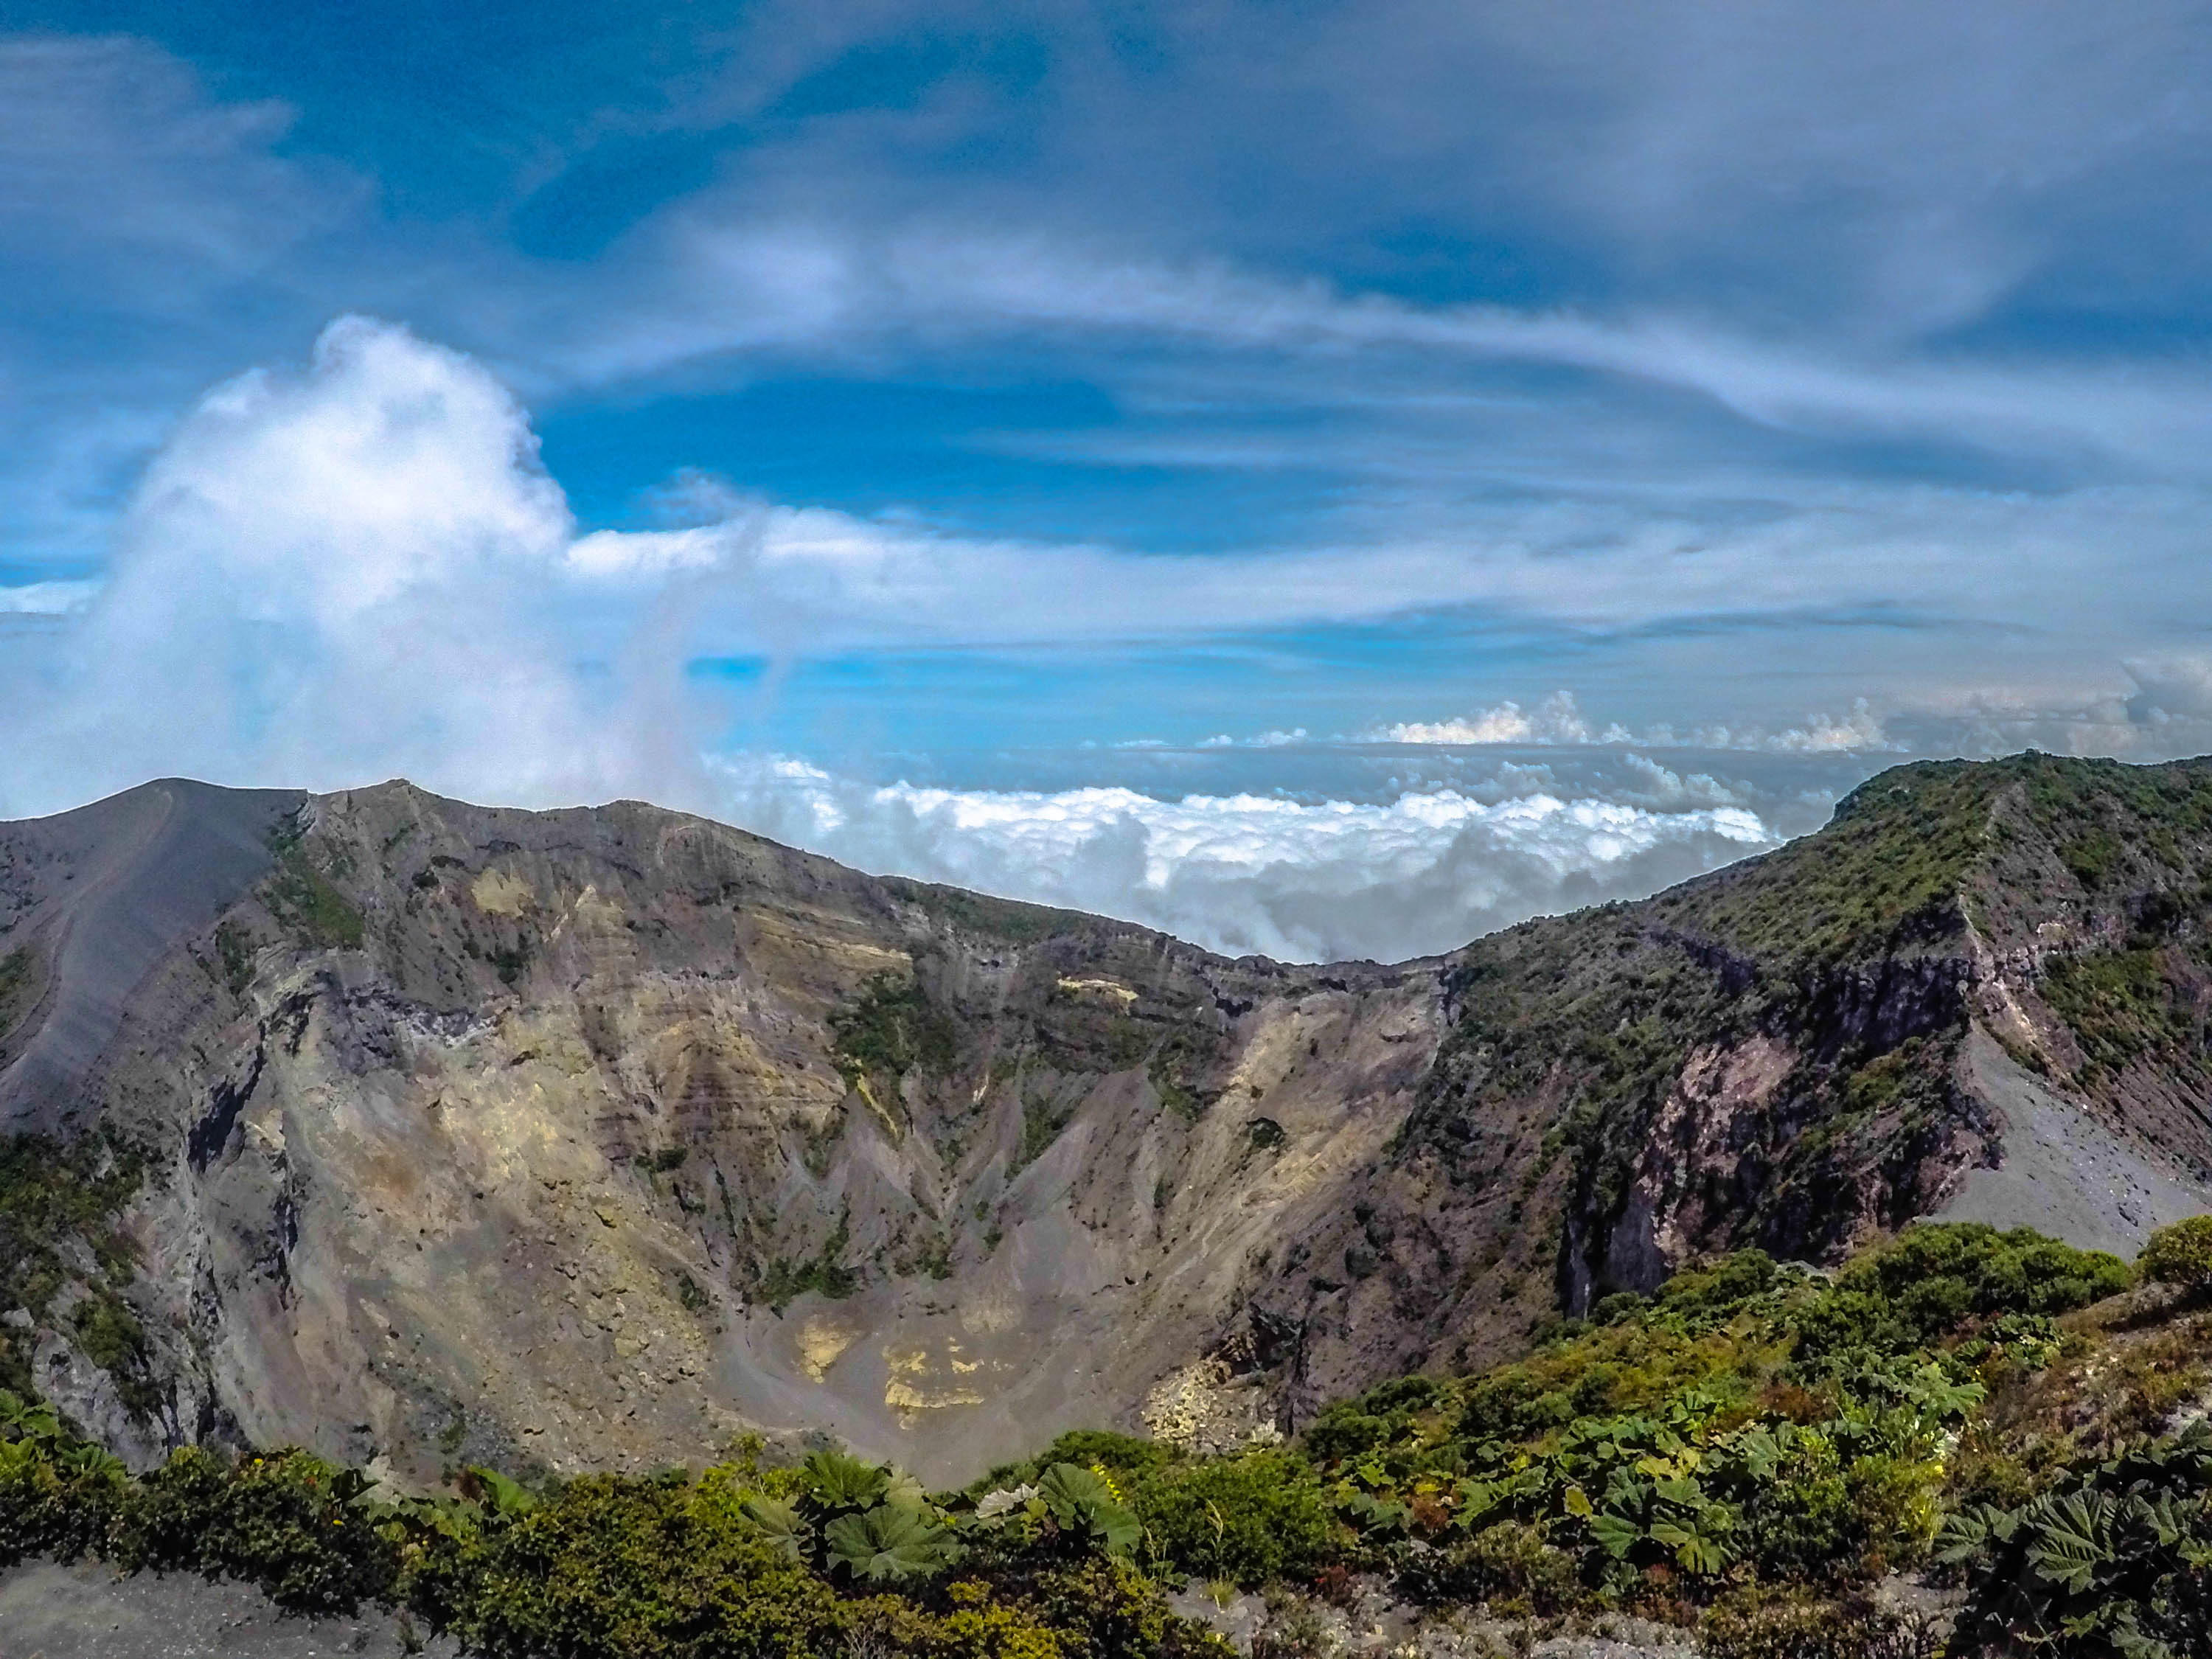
[0,1424,1225,1659]
[4,1219,2211,1656]
[2140,1213,2212,1294]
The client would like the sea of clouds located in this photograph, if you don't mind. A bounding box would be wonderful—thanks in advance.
[0,317,1916,961]
[708,758,1778,961]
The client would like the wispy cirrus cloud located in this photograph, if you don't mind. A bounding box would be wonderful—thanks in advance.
[528,221,2212,483]
[0,35,382,563]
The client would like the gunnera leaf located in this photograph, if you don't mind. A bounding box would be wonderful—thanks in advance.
[1587,1509,1644,1561]
[461,1465,538,1518]
[737,1492,814,1562]
[974,1483,1037,1520]
[824,1500,961,1581]
[1036,1462,1141,1555]
[801,1447,892,1511]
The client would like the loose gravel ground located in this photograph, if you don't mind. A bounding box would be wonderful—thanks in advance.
[0,1558,456,1659]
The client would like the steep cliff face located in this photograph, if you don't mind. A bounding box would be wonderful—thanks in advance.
[5,757,2212,1487]
[0,781,1446,1484]
[1240,755,2212,1425]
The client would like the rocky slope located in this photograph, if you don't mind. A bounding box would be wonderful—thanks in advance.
[4,755,2212,1487]
[0,779,1444,1485]
[1254,753,2212,1422]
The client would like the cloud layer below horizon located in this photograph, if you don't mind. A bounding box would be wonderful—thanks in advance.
[717,759,1774,961]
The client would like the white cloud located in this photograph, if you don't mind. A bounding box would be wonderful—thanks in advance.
[2124,655,2212,723]
[0,315,1797,961]
[711,757,1775,961]
[1380,692,1596,745]
[137,318,573,618]
[1195,728,1308,748]
[1375,693,1900,755]
[567,521,752,580]
[0,580,100,615]
[3,317,696,812]
[1763,700,1892,754]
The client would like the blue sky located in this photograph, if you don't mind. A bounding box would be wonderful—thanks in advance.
[6,3,2212,957]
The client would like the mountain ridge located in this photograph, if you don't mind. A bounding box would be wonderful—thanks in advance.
[1303,754,2212,1397]
[0,776,1442,1484]
[1,754,2209,1488]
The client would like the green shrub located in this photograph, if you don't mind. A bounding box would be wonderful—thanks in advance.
[0,1133,147,1404]
[2140,1214,2212,1292]
[1653,1250,1781,1320]
[1130,1451,1332,1587]
[981,1430,1176,1495]
[1450,1321,1739,1446]
[1794,1223,2130,1356]
[114,1447,395,1613]
[1022,1557,1236,1659]
[452,1472,847,1659]
[830,974,958,1082]
[0,1402,1220,1658]
[263,844,365,950]
[1837,1453,1941,1576]
[1398,1520,1578,1614]
[846,1583,1071,1659]
[1700,1591,1939,1659]
[0,1436,121,1563]
[1738,1430,1857,1583]
[1300,1404,1395,1464]
[1295,1236,2015,1601]
[1590,1290,1648,1326]
[1457,1366,1588,1444]
[1302,1374,1448,1464]
[1941,1422,2212,1659]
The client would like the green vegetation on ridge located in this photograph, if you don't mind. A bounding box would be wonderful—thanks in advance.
[1654,758,1998,965]
[1408,753,2212,1310]
[262,815,366,950]
[830,973,959,1085]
